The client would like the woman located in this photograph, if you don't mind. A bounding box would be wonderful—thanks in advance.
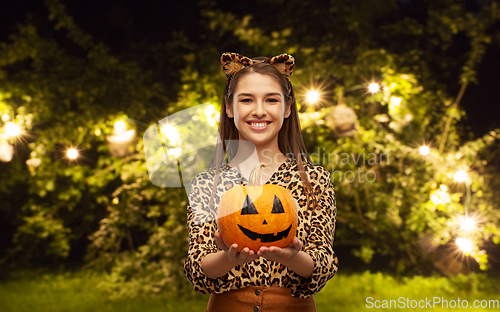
[184,52,338,311]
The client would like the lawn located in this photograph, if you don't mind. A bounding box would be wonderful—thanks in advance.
[0,269,499,311]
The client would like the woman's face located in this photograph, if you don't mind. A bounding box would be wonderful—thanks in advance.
[227,72,291,150]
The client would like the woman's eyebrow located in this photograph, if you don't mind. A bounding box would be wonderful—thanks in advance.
[237,92,282,97]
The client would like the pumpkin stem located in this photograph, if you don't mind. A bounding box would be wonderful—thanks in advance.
[248,163,265,186]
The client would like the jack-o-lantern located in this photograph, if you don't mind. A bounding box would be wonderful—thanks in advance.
[325,104,359,138]
[217,163,298,252]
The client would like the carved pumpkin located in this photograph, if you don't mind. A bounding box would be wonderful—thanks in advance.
[325,104,358,138]
[217,163,298,252]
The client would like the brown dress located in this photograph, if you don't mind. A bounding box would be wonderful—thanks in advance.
[207,286,316,312]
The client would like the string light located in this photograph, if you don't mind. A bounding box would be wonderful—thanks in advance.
[5,122,21,137]
[454,170,469,183]
[389,96,402,108]
[66,148,79,160]
[455,237,473,254]
[161,124,180,145]
[458,215,478,233]
[430,189,450,205]
[419,145,430,156]
[306,91,320,104]
[114,120,127,134]
[368,83,380,94]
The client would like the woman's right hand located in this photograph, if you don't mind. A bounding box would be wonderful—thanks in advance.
[214,231,259,266]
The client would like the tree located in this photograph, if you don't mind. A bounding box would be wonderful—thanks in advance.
[191,0,500,274]
[1,0,499,298]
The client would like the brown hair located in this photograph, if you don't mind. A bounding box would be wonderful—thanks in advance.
[209,56,318,210]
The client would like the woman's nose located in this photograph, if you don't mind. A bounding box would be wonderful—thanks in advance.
[252,102,267,117]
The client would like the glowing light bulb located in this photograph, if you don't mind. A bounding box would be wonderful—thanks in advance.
[368,83,380,94]
[306,91,320,104]
[430,190,450,205]
[161,124,180,145]
[419,145,430,156]
[114,120,127,134]
[456,237,473,254]
[454,170,468,183]
[459,215,477,233]
[5,122,21,137]
[67,148,78,159]
[390,96,402,107]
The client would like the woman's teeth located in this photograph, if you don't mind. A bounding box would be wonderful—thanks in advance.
[250,123,268,128]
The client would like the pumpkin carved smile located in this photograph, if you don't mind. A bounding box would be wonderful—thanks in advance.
[237,224,293,242]
[237,193,292,242]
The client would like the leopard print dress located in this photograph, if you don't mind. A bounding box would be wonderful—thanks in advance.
[183,157,338,299]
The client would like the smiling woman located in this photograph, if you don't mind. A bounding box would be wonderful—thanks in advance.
[183,52,338,312]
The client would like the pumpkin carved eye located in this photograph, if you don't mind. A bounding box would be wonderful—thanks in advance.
[271,195,284,214]
[241,194,285,215]
[241,195,258,215]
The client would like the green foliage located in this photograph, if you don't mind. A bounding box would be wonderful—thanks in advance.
[185,0,500,276]
[0,0,190,294]
[1,0,500,299]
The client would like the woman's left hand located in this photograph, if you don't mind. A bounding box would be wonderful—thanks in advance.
[256,237,303,265]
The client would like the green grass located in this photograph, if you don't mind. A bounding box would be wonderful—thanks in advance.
[316,271,500,311]
[1,270,499,311]
[0,270,207,312]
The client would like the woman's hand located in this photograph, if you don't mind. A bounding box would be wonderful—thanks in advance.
[256,237,303,265]
[214,231,259,266]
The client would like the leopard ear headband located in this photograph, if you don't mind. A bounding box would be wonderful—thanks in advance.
[220,52,295,83]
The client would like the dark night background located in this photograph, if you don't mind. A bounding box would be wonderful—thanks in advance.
[1,0,499,139]
[1,0,500,281]
[0,0,500,312]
